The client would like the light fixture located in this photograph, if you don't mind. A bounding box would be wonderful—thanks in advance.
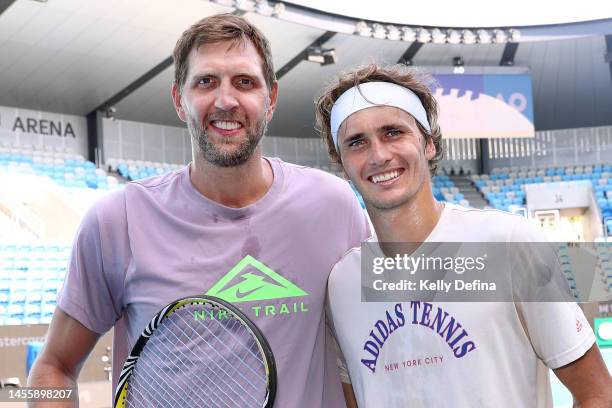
[462,29,476,45]
[477,29,491,44]
[255,0,270,14]
[401,27,416,42]
[493,29,507,44]
[416,28,431,43]
[431,28,446,44]
[212,1,520,46]
[386,25,401,41]
[372,23,387,39]
[272,2,285,16]
[306,46,337,66]
[233,0,254,11]
[447,29,461,44]
[453,56,465,74]
[105,106,117,121]
[355,21,371,37]
[509,28,521,42]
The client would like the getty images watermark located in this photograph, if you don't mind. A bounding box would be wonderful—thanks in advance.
[361,242,612,302]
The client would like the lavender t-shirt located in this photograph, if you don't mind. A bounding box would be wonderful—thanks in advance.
[57,157,368,407]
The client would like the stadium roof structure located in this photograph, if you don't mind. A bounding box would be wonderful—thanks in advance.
[0,0,611,140]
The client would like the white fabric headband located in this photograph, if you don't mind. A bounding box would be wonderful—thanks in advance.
[330,81,432,150]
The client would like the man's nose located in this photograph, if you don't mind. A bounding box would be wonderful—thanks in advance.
[214,81,239,111]
[368,139,393,167]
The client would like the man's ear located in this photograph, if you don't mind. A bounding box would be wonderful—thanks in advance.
[171,83,187,122]
[424,136,436,160]
[266,81,279,122]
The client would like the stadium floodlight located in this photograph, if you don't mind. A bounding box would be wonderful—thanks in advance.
[462,29,476,44]
[233,0,255,11]
[401,27,416,42]
[447,29,461,44]
[272,2,285,16]
[493,29,507,44]
[416,28,431,43]
[355,21,372,37]
[477,29,492,44]
[254,0,271,15]
[386,25,401,41]
[431,28,446,44]
[372,23,387,39]
[509,28,521,42]
[306,46,337,66]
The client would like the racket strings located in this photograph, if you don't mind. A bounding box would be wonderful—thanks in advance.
[141,325,236,406]
[165,312,264,405]
[132,312,259,407]
[125,303,269,408]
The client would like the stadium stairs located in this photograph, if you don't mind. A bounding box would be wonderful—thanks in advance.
[449,175,487,208]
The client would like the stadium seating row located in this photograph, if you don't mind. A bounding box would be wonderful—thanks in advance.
[0,152,119,190]
[106,158,183,182]
[0,244,69,325]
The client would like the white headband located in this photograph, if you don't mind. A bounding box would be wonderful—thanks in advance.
[330,81,432,150]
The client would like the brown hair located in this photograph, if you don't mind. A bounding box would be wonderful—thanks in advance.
[314,64,444,176]
[173,13,275,92]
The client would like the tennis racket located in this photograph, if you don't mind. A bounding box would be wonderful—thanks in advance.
[114,295,277,408]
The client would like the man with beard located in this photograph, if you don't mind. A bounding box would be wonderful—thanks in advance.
[28,14,368,407]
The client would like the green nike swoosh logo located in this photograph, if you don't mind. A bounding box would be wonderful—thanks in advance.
[206,255,309,303]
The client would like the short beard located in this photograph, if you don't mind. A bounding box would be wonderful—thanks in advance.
[187,111,268,167]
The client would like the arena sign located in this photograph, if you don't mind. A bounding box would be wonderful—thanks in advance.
[11,116,76,138]
[432,74,535,139]
[0,105,87,157]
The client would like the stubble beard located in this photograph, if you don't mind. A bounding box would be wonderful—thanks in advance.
[187,110,268,167]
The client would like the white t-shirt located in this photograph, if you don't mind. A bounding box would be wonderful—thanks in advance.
[328,204,595,407]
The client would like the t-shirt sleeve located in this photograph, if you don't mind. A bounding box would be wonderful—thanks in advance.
[56,191,128,334]
[509,218,595,369]
[348,190,371,247]
[515,301,595,369]
[326,292,351,384]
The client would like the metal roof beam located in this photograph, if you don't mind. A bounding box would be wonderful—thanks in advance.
[500,42,519,66]
[398,42,423,65]
[0,0,16,16]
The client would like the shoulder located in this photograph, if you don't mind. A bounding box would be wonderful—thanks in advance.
[126,166,185,192]
[273,158,355,199]
[441,204,544,242]
[83,168,183,226]
[329,246,362,285]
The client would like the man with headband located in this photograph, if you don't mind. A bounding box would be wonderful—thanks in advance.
[315,64,612,407]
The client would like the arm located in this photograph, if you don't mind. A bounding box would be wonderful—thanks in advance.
[342,382,358,408]
[27,308,101,408]
[553,344,612,407]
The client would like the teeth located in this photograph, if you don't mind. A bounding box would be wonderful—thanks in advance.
[212,121,241,130]
[371,170,400,184]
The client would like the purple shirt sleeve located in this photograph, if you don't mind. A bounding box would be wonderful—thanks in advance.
[57,189,129,334]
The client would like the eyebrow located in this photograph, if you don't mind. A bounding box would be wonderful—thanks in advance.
[378,123,408,132]
[343,133,365,145]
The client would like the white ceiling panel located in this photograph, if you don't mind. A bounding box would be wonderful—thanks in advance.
[0,0,610,135]
[0,0,40,42]
[40,13,97,51]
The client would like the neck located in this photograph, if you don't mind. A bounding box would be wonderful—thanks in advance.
[368,180,444,243]
[189,148,273,208]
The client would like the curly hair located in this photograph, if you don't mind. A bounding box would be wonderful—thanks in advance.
[314,64,444,176]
